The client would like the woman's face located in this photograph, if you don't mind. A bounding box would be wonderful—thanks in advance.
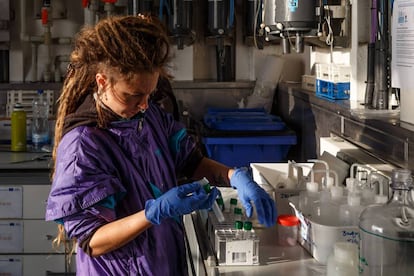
[96,71,160,119]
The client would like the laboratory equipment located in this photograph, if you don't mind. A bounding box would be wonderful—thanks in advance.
[262,0,316,54]
[277,214,299,246]
[214,223,260,266]
[207,0,235,81]
[160,0,194,49]
[359,168,414,275]
[11,103,27,152]
[200,178,225,223]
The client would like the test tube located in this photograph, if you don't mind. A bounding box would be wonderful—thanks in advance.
[200,178,225,223]
[212,198,225,223]
[229,198,238,214]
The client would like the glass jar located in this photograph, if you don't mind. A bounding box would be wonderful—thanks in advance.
[359,168,414,275]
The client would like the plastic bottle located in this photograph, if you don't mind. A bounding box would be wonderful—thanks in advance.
[359,168,414,275]
[339,190,364,226]
[11,103,27,152]
[31,89,50,151]
[277,214,299,246]
[326,242,358,276]
[298,169,319,217]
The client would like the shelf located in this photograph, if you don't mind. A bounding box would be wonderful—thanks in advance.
[0,82,63,91]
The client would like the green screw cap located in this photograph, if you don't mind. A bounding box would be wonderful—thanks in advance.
[234,207,242,215]
[243,221,253,231]
[234,220,243,230]
[230,198,238,205]
[202,183,211,194]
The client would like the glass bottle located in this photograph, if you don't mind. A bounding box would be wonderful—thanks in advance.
[359,168,414,275]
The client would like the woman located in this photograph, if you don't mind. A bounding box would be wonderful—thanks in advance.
[45,14,276,276]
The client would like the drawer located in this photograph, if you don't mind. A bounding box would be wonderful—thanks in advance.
[23,220,64,253]
[22,185,50,219]
[0,256,22,276]
[2,255,76,276]
[0,186,23,219]
[0,220,23,253]
[0,220,65,253]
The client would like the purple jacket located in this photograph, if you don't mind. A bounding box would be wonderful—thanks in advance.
[46,99,199,276]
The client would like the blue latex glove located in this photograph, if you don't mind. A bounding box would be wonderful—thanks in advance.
[145,182,219,225]
[230,167,277,227]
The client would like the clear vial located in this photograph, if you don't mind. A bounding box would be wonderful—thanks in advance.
[359,169,414,275]
[229,198,238,214]
[234,207,243,222]
[234,220,244,240]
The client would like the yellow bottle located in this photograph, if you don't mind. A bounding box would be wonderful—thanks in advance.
[11,103,27,152]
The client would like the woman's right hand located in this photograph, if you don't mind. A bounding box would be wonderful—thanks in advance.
[145,182,219,225]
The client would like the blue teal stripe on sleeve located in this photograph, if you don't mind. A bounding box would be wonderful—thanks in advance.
[169,128,187,155]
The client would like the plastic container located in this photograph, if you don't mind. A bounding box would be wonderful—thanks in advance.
[326,242,358,276]
[203,135,296,168]
[31,89,50,151]
[359,168,414,275]
[11,103,27,152]
[289,196,359,264]
[202,108,296,168]
[277,214,299,246]
[204,108,286,131]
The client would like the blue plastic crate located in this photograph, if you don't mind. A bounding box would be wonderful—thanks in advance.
[202,135,297,168]
[316,79,350,100]
[204,108,286,131]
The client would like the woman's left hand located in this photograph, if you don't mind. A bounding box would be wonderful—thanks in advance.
[230,168,277,227]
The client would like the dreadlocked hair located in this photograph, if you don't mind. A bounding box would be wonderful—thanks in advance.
[53,14,170,173]
[51,14,171,254]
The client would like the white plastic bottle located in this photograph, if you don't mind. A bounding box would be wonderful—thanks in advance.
[31,89,50,151]
[339,191,364,226]
[326,242,358,276]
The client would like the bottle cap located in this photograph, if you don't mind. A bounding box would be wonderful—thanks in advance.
[243,221,253,231]
[277,214,300,226]
[216,197,224,206]
[13,103,24,110]
[234,220,243,230]
[230,198,238,205]
[234,207,242,215]
[202,183,211,194]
